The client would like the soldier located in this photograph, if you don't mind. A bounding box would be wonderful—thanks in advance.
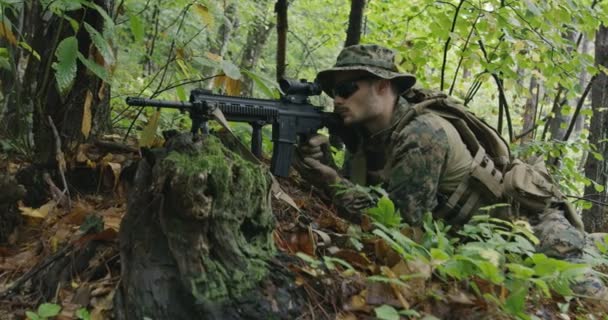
[295,44,607,302]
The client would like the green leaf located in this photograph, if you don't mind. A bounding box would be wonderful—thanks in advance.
[241,69,277,98]
[0,0,23,5]
[399,309,421,317]
[504,281,528,315]
[530,278,551,297]
[176,85,187,102]
[296,252,321,267]
[26,311,41,320]
[18,41,41,61]
[76,308,91,320]
[37,303,61,317]
[83,22,114,65]
[365,196,401,228]
[82,2,115,34]
[129,14,145,43]
[506,263,535,278]
[374,305,400,320]
[77,52,110,83]
[593,182,605,193]
[221,60,241,80]
[52,36,78,95]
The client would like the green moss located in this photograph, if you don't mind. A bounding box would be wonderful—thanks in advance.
[158,135,276,303]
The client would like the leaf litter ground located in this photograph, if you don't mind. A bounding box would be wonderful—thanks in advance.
[0,147,606,319]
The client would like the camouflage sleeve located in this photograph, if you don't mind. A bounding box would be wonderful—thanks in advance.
[385,115,450,226]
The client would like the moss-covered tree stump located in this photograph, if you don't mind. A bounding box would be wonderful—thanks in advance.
[115,133,302,319]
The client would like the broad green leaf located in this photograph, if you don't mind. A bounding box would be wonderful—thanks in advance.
[81,2,115,34]
[83,22,114,65]
[49,0,82,12]
[593,182,605,193]
[365,196,401,228]
[52,36,78,95]
[193,56,219,69]
[25,311,41,320]
[220,60,241,80]
[176,85,187,102]
[241,69,277,98]
[129,14,145,43]
[37,303,61,317]
[506,263,535,278]
[374,305,400,320]
[76,308,91,320]
[192,4,214,28]
[77,52,110,83]
[0,0,23,5]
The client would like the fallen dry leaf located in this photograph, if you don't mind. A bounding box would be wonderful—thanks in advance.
[18,200,57,219]
[91,289,115,320]
[447,289,476,305]
[344,290,369,312]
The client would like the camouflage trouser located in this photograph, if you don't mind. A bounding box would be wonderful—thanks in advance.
[533,208,608,305]
[533,208,586,259]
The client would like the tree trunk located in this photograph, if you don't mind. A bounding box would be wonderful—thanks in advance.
[115,133,304,319]
[24,0,112,167]
[332,0,366,149]
[519,76,539,144]
[239,1,275,96]
[203,3,239,89]
[583,25,608,232]
[575,38,593,135]
[275,0,288,82]
[344,0,366,47]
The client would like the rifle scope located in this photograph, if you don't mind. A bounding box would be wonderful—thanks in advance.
[279,78,321,96]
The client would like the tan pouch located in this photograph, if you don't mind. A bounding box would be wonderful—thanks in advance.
[503,158,558,212]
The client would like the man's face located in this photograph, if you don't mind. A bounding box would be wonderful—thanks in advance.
[331,72,381,126]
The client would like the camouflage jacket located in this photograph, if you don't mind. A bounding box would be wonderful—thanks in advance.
[333,97,474,226]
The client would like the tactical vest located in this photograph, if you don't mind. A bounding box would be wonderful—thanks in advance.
[350,92,584,230]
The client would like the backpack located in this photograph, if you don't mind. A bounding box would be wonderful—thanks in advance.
[361,89,584,229]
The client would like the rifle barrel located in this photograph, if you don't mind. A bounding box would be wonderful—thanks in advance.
[125,97,192,109]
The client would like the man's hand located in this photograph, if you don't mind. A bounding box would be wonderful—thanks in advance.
[294,134,340,186]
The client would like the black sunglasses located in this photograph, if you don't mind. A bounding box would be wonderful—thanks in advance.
[332,76,376,99]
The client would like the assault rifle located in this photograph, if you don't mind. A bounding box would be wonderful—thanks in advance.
[126,79,345,177]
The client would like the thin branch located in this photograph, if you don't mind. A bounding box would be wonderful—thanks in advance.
[449,12,481,95]
[441,0,466,91]
[541,86,564,141]
[568,194,608,207]
[47,116,71,210]
[562,75,596,141]
[531,81,540,140]
[514,115,549,141]
[478,39,513,141]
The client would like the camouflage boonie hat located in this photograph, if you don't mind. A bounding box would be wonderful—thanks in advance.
[316,44,416,97]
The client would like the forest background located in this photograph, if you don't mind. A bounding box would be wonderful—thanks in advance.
[0,0,608,319]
